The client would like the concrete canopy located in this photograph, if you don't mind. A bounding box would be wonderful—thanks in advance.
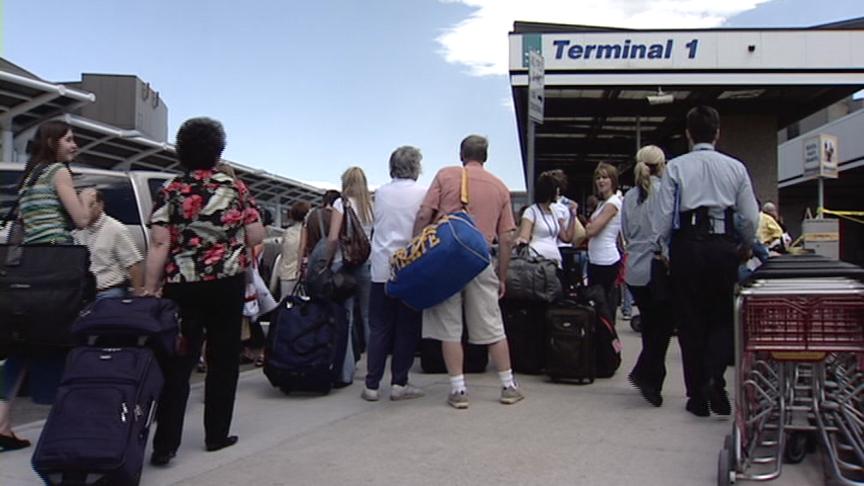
[1,60,324,211]
[509,19,864,202]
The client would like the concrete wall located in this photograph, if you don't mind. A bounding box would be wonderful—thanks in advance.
[717,114,778,206]
[69,74,169,142]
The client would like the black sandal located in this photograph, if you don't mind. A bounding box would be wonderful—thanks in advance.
[0,432,31,451]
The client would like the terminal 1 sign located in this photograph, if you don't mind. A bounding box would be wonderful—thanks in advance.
[511,31,864,73]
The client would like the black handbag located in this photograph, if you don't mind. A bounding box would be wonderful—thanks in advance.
[0,243,95,349]
[0,189,95,349]
[506,244,563,303]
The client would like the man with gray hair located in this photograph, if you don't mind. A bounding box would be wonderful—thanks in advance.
[413,135,523,409]
[362,146,428,402]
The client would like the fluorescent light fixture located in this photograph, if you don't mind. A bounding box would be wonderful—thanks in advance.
[646,87,673,105]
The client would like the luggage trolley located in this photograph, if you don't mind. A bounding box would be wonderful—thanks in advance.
[718,256,864,485]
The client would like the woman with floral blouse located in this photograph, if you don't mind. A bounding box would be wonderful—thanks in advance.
[143,117,265,466]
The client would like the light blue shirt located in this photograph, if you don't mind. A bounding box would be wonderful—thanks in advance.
[621,177,664,287]
[651,143,759,245]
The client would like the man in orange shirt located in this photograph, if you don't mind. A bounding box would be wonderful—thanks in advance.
[413,135,524,409]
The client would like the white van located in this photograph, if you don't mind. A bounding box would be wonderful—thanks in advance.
[0,162,175,252]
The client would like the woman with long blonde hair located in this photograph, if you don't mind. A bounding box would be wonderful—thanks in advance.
[326,166,374,386]
[621,145,674,408]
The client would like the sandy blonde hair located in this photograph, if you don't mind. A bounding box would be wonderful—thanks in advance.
[634,145,666,204]
[341,166,373,225]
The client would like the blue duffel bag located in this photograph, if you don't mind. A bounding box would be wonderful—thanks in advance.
[386,210,490,310]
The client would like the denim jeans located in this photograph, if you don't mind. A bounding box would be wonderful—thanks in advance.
[365,283,421,389]
[333,261,371,384]
[95,287,128,300]
[621,285,634,317]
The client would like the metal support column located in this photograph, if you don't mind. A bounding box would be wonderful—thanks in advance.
[526,120,536,202]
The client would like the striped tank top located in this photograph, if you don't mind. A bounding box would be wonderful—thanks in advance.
[19,163,74,244]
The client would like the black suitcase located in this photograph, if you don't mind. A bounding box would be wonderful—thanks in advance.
[579,285,622,378]
[501,299,546,374]
[420,339,488,374]
[264,295,349,394]
[32,347,163,486]
[545,302,595,383]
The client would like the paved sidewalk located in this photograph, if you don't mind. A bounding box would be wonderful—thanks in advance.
[0,327,825,485]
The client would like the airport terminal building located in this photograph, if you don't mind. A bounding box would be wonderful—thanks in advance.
[508,17,864,264]
[0,58,323,226]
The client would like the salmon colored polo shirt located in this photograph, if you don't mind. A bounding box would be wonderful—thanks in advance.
[421,164,516,245]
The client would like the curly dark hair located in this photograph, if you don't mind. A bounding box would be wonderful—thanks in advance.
[175,117,226,170]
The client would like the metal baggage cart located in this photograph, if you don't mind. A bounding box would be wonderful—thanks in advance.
[718,273,864,485]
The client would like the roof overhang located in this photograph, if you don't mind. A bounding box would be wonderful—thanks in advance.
[509,22,864,193]
[0,69,95,136]
[58,114,323,207]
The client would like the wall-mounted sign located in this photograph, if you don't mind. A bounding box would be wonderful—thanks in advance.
[803,134,839,179]
[510,31,864,72]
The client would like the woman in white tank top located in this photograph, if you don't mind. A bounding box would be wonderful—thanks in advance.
[584,162,623,321]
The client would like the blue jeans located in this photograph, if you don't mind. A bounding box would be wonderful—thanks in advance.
[365,283,421,389]
[3,352,67,404]
[334,261,371,384]
[95,287,128,300]
[621,285,634,317]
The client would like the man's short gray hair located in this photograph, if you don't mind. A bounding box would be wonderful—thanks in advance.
[389,146,422,180]
[762,201,776,213]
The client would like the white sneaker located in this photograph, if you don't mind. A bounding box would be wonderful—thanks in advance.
[390,384,425,401]
[361,387,379,402]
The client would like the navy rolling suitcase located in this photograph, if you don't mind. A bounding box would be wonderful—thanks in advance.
[264,294,349,395]
[545,302,596,384]
[71,297,181,357]
[32,347,163,486]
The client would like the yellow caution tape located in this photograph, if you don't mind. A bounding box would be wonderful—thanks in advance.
[815,208,864,225]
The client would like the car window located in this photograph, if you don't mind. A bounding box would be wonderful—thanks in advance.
[0,170,18,219]
[71,172,141,225]
[148,177,169,205]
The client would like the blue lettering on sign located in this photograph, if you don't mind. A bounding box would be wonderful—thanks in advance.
[552,39,697,60]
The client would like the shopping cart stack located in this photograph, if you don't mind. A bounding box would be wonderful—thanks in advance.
[718,254,864,486]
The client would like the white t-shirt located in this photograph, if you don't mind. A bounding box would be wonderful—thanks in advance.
[370,178,427,282]
[587,193,622,265]
[332,196,374,266]
[523,204,562,267]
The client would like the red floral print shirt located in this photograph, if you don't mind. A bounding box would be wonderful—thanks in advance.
[149,169,261,283]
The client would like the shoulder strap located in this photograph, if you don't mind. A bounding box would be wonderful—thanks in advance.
[316,209,326,237]
[460,168,469,210]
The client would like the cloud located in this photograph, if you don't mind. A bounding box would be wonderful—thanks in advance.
[436,0,771,76]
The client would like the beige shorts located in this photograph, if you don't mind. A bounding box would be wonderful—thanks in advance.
[422,263,506,345]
